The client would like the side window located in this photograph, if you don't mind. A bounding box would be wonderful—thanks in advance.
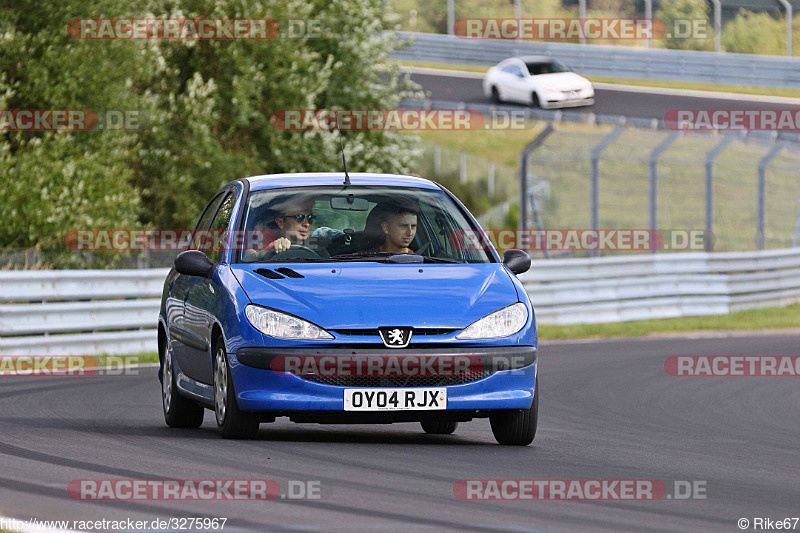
[191,193,225,252]
[207,193,235,263]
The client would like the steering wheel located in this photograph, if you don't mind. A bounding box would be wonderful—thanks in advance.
[414,241,434,256]
[268,245,321,260]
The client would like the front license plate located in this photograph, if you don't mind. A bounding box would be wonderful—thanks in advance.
[343,388,447,411]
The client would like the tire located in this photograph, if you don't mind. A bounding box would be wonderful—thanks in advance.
[490,377,538,446]
[161,339,204,429]
[213,337,260,439]
[490,86,501,103]
[421,420,458,435]
[530,92,541,108]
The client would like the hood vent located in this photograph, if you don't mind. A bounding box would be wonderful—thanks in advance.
[255,268,285,279]
[276,267,304,278]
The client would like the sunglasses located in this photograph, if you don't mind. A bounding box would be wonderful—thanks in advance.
[284,214,317,224]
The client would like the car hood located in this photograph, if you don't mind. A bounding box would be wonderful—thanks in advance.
[530,72,590,90]
[231,263,519,329]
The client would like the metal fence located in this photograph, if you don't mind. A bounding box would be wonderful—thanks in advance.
[516,119,800,255]
[402,98,800,255]
[0,269,167,356]
[521,247,800,324]
[2,248,799,354]
[390,31,800,88]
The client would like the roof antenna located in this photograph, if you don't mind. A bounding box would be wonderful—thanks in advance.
[336,113,351,186]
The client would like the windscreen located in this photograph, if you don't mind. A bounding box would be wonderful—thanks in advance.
[526,61,571,75]
[237,185,494,264]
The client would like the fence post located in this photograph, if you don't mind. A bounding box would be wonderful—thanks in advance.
[644,0,652,49]
[447,0,454,35]
[460,153,467,183]
[590,128,624,257]
[757,143,784,250]
[648,131,680,252]
[488,161,495,197]
[704,133,735,252]
[710,0,722,52]
[434,146,441,175]
[777,0,793,57]
[519,123,554,232]
[793,199,800,247]
[579,0,586,45]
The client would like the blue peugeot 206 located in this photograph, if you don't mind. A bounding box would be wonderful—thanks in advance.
[158,172,538,445]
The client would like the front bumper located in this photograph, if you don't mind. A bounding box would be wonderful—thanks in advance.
[541,96,595,109]
[229,345,537,413]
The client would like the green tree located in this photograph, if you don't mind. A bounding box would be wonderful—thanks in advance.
[0,0,419,266]
[655,0,713,51]
[721,9,800,56]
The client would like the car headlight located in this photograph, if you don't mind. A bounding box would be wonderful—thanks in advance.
[245,305,333,340]
[456,303,528,340]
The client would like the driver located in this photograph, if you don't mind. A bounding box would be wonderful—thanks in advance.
[242,197,316,261]
[272,200,316,253]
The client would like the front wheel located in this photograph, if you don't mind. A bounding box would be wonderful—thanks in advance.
[214,338,260,439]
[421,420,458,434]
[490,86,501,103]
[162,341,204,428]
[530,92,541,108]
[490,377,538,445]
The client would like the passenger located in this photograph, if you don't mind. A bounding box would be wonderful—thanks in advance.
[374,203,419,254]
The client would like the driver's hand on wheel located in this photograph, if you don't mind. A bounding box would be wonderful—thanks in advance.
[273,237,292,253]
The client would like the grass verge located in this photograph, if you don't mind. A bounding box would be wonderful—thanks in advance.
[538,304,800,341]
[94,352,159,366]
[397,59,800,99]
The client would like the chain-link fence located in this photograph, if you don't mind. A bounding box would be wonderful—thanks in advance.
[519,123,800,255]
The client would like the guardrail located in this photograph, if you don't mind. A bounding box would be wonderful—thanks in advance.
[1,249,799,355]
[0,269,168,356]
[391,31,800,89]
[521,248,800,324]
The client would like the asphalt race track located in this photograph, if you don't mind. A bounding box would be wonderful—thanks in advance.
[409,71,800,120]
[1,334,798,532]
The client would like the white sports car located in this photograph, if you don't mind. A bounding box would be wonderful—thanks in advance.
[483,56,595,109]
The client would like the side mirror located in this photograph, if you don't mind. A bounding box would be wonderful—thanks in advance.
[503,249,531,275]
[175,250,214,278]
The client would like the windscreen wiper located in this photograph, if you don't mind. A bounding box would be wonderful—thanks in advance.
[329,251,398,260]
[419,256,462,263]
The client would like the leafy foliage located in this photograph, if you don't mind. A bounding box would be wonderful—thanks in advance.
[721,10,800,56]
[0,0,419,267]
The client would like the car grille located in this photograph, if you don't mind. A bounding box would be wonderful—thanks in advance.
[331,328,458,336]
[301,371,494,388]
